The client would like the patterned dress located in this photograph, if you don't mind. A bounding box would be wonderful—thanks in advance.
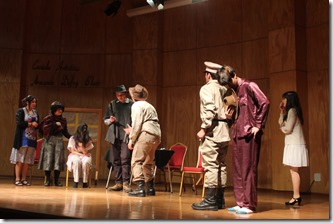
[10,107,39,164]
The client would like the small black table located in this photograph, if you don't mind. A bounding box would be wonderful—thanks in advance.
[154,149,174,192]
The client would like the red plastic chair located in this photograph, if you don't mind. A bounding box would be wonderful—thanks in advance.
[179,151,205,197]
[164,142,187,193]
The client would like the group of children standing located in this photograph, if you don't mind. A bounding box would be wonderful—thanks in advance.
[10,97,93,188]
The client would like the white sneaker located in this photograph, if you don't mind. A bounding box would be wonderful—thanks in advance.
[157,3,164,10]
[228,206,241,212]
[236,207,254,214]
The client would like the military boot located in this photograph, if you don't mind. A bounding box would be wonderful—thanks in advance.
[192,188,218,211]
[128,180,146,197]
[217,187,225,209]
[146,179,155,196]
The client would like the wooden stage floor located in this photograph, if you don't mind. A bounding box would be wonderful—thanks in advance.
[0,177,330,220]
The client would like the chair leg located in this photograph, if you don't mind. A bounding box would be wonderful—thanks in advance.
[194,174,204,195]
[201,175,205,198]
[191,174,197,194]
[89,169,92,188]
[65,169,69,188]
[179,172,185,196]
[167,165,173,193]
[93,169,98,186]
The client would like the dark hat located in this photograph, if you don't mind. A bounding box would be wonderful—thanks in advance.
[50,101,65,114]
[129,84,148,101]
[114,85,128,93]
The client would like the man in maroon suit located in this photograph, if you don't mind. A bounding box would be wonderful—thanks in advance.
[218,66,270,214]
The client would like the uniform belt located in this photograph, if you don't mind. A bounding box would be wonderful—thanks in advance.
[213,119,229,123]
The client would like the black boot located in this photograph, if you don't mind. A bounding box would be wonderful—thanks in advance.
[146,179,155,196]
[217,187,225,209]
[192,188,218,211]
[44,171,51,186]
[54,170,63,187]
[128,180,146,197]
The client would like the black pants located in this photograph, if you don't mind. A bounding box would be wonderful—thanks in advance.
[105,139,131,183]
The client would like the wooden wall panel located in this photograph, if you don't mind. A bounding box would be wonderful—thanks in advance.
[105,0,133,54]
[196,0,242,48]
[268,27,296,73]
[242,38,268,80]
[58,54,105,88]
[242,0,268,41]
[162,5,197,51]
[132,50,158,85]
[295,26,307,71]
[0,82,20,178]
[61,0,106,53]
[160,85,199,167]
[163,50,196,87]
[0,0,26,48]
[254,78,272,189]
[0,49,23,177]
[305,0,329,194]
[25,0,62,53]
[306,24,329,71]
[132,13,159,50]
[306,0,329,27]
[105,54,132,88]
[268,0,295,30]
[56,88,104,110]
[0,49,22,82]
[196,43,243,81]
[23,53,60,97]
[307,70,329,193]
[24,54,104,89]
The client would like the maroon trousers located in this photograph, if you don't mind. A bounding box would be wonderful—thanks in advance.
[231,134,262,211]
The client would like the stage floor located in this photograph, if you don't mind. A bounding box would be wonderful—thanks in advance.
[0,177,329,220]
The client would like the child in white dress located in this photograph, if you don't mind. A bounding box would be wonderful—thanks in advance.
[67,123,94,188]
[279,91,308,206]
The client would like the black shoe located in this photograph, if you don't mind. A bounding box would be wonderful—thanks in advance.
[146,179,155,196]
[44,180,51,186]
[285,197,302,206]
[73,182,78,188]
[55,182,63,187]
[83,183,89,188]
[217,187,225,209]
[146,188,156,196]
